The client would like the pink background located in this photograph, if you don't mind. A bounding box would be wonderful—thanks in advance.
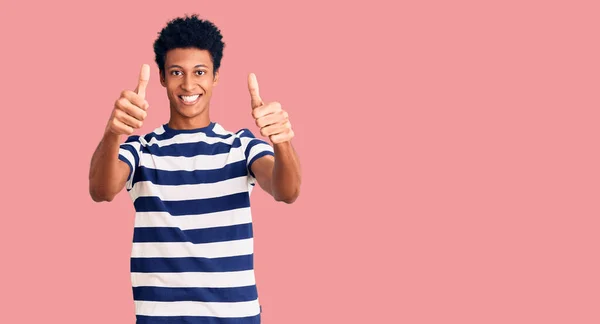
[1,0,599,323]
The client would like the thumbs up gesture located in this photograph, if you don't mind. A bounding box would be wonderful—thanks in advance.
[248,73,294,144]
[106,64,151,136]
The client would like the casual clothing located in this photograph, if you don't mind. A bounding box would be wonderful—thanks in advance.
[118,122,274,324]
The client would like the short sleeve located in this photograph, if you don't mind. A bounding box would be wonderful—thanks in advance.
[118,135,142,190]
[237,128,275,179]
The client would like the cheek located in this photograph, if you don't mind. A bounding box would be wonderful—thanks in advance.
[202,81,215,93]
[167,84,178,95]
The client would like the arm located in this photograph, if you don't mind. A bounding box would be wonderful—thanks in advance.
[246,72,301,203]
[251,141,302,204]
[89,63,150,202]
[88,131,130,202]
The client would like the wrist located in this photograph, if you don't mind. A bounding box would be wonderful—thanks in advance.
[273,140,294,158]
[103,127,122,143]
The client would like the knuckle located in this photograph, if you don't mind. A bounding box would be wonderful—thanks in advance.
[117,97,128,108]
[252,109,260,119]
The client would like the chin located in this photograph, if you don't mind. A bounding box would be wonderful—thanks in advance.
[175,105,206,118]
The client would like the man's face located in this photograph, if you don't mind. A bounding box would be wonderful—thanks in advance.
[160,48,219,119]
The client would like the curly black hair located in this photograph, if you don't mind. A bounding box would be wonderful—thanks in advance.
[153,14,225,76]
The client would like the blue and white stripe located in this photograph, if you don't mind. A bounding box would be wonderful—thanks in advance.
[118,122,272,323]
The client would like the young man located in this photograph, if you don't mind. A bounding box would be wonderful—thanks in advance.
[88,15,301,323]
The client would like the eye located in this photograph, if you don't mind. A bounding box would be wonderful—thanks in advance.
[170,70,183,76]
[195,71,206,76]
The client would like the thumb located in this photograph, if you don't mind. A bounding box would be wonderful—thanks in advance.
[248,73,263,109]
[135,64,151,99]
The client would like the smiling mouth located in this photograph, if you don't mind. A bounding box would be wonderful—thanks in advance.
[178,94,202,105]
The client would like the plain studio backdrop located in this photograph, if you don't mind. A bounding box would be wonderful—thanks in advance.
[0,0,598,323]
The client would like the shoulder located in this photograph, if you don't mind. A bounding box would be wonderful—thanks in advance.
[212,122,256,139]
[128,125,170,147]
[119,125,166,154]
[214,123,272,153]
[213,123,268,145]
[235,128,258,139]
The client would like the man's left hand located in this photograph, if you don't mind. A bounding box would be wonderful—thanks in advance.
[248,73,295,144]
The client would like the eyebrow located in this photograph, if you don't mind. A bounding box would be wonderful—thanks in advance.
[167,64,209,69]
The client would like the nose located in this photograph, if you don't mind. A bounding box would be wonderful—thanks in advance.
[181,74,196,92]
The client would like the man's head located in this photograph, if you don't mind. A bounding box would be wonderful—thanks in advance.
[153,15,225,121]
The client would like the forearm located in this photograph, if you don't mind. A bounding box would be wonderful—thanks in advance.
[88,130,126,202]
[271,141,301,203]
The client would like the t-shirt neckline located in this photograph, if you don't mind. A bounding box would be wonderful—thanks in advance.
[163,121,216,135]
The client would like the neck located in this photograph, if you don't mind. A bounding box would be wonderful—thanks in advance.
[168,111,212,130]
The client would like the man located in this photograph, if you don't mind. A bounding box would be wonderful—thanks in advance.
[88,14,301,323]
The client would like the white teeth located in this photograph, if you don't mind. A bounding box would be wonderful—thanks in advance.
[181,94,200,102]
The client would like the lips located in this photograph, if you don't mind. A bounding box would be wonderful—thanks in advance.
[178,94,202,105]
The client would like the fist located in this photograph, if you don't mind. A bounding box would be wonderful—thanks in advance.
[106,64,150,136]
[248,73,294,144]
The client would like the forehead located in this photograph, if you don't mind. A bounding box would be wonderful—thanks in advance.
[165,48,213,69]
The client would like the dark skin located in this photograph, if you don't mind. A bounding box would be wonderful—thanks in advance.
[89,48,301,203]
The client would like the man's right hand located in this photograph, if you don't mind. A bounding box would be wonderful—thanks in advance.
[106,64,151,136]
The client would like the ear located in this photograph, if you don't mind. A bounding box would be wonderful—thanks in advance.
[213,71,219,86]
[159,71,166,87]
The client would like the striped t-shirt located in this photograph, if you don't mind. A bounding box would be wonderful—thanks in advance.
[117,121,274,324]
